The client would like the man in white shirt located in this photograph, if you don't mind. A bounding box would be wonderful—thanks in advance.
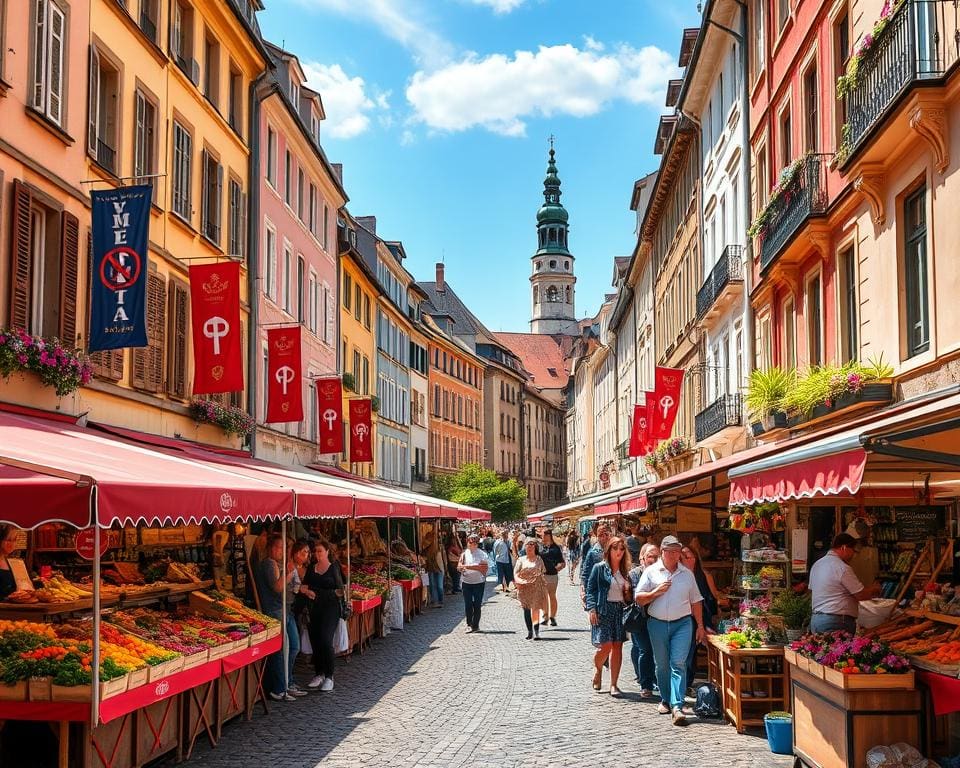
[809,533,880,635]
[458,534,489,633]
[635,535,704,726]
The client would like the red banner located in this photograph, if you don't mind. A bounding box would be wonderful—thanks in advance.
[266,326,303,423]
[189,262,243,395]
[628,396,656,458]
[349,398,373,463]
[316,377,344,454]
[652,367,684,439]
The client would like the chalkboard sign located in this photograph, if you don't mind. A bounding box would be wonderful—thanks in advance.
[895,507,942,542]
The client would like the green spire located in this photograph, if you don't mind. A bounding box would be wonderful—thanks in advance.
[537,147,569,225]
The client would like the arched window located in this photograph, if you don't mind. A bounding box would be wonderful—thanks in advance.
[546,286,559,302]
[549,260,557,269]
[564,260,570,270]
[533,285,539,304]
[565,285,571,302]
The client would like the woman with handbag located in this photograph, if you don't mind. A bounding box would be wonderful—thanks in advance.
[585,536,633,696]
[286,540,312,695]
[629,543,660,697]
[300,538,343,692]
[513,539,548,639]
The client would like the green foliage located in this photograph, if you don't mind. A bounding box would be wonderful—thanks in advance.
[771,590,812,630]
[745,367,795,420]
[341,372,356,392]
[430,463,527,523]
[862,352,894,380]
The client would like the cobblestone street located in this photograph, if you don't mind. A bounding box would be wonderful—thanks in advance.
[174,577,794,768]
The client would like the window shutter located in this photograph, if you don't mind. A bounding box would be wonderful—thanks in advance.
[200,149,209,236]
[47,3,64,124]
[58,211,79,345]
[133,271,165,391]
[239,191,247,261]
[167,280,189,398]
[10,180,33,328]
[88,49,99,155]
[85,232,124,381]
[215,162,223,244]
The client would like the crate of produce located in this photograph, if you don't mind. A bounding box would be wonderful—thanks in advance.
[127,667,149,690]
[249,630,268,647]
[100,674,130,699]
[264,623,282,640]
[181,650,209,669]
[147,656,185,682]
[821,665,915,690]
[51,683,90,702]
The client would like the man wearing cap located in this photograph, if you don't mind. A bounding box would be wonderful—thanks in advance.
[809,533,881,635]
[457,533,489,633]
[635,535,705,726]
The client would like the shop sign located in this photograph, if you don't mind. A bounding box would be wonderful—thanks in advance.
[75,528,109,560]
[88,185,151,351]
[265,326,303,423]
[316,377,344,454]
[189,262,244,394]
[349,398,373,463]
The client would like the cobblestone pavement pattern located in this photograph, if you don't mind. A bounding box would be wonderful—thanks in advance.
[171,577,795,768]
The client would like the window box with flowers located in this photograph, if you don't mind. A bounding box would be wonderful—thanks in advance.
[643,436,693,477]
[189,399,255,438]
[780,357,894,430]
[0,329,92,397]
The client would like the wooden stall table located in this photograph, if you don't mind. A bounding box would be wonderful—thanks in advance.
[706,636,789,733]
[785,651,922,768]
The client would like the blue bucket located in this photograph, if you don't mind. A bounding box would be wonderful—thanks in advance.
[764,714,793,755]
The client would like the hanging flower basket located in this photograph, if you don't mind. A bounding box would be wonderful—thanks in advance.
[189,399,254,437]
[0,328,92,397]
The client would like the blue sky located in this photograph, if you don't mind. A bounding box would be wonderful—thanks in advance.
[260,1,699,332]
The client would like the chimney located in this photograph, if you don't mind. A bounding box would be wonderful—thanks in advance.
[356,216,376,235]
[331,163,343,183]
[436,262,445,292]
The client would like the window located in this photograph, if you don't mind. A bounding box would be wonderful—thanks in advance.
[200,150,222,244]
[133,90,157,185]
[756,140,769,207]
[322,283,332,345]
[284,150,292,205]
[363,293,371,329]
[88,48,120,173]
[804,63,818,152]
[203,29,219,107]
[758,313,773,370]
[166,278,189,398]
[362,355,369,394]
[139,0,159,43]
[172,120,192,221]
[806,272,823,366]
[308,273,317,332]
[297,168,304,220]
[266,126,277,187]
[282,244,292,312]
[778,0,789,31]
[749,0,765,82]
[354,284,361,321]
[838,245,858,362]
[779,106,792,170]
[170,1,196,82]
[228,179,244,259]
[264,223,276,301]
[132,271,166,392]
[32,0,65,126]
[904,187,930,356]
[343,271,352,310]
[297,256,305,323]
[308,184,317,235]
[228,65,242,133]
[782,296,796,370]
[323,205,329,250]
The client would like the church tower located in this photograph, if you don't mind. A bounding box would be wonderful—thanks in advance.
[530,143,576,335]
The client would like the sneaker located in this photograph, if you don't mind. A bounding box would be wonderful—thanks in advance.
[672,708,688,726]
[320,678,334,692]
[640,688,654,698]
[465,626,474,634]
[268,691,297,702]
[307,675,325,689]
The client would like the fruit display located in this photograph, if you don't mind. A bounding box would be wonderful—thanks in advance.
[742,548,789,563]
[353,566,390,597]
[5,591,39,604]
[389,565,416,581]
[350,584,380,602]
[189,590,274,631]
[717,626,766,649]
[109,608,236,655]
[34,575,92,603]
[865,611,960,672]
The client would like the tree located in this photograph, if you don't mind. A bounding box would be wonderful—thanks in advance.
[430,463,527,523]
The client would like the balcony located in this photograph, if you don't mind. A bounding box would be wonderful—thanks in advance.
[758,153,830,271]
[96,138,116,174]
[843,0,959,163]
[696,245,744,323]
[695,393,743,446]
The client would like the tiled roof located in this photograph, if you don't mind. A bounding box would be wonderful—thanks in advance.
[493,332,570,389]
[417,281,500,347]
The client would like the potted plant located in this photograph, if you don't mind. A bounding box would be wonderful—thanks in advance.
[341,372,356,392]
[771,590,812,641]
[745,367,794,435]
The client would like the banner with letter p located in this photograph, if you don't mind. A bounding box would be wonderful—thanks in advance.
[189,261,243,395]
[316,377,344,454]
[89,185,151,351]
[349,398,373,463]
[652,366,684,439]
[266,326,302,423]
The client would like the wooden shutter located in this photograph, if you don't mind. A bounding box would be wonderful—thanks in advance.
[132,270,165,391]
[214,162,223,244]
[47,2,64,124]
[85,232,124,381]
[58,211,79,345]
[9,180,32,328]
[166,279,189,398]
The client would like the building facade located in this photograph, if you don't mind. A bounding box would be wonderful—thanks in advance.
[408,286,430,492]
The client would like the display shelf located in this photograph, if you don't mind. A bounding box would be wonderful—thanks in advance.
[0,595,121,617]
[707,636,788,734]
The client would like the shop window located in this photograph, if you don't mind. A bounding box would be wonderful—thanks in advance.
[89,47,120,173]
[903,186,930,356]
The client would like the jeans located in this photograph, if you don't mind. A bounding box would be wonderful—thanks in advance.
[630,623,656,689]
[429,571,444,604]
[462,581,485,628]
[810,612,857,635]
[647,616,693,710]
[266,610,300,694]
[496,561,513,589]
[447,563,462,593]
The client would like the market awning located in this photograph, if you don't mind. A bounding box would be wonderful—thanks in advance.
[0,410,293,527]
[0,464,93,529]
[729,389,960,505]
[526,510,553,522]
[595,501,620,518]
[620,491,649,513]
[536,488,623,519]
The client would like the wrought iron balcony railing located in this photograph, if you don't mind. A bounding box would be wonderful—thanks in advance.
[844,0,960,161]
[696,245,744,320]
[96,138,116,173]
[695,393,742,443]
[758,153,830,271]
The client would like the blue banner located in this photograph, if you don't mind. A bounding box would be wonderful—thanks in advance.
[88,185,151,351]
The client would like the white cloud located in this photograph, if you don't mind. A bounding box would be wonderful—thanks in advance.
[296,0,453,67]
[583,35,605,52]
[302,62,389,139]
[465,0,528,13]
[406,43,677,137]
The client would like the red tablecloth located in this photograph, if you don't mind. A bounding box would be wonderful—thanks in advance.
[352,595,382,613]
[917,669,960,716]
[100,658,222,723]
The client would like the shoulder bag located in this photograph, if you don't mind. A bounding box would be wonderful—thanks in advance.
[622,600,647,634]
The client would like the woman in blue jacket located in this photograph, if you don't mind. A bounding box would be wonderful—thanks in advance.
[586,536,632,696]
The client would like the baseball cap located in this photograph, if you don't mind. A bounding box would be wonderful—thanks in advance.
[660,535,682,550]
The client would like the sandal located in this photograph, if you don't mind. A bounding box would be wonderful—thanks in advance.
[657,703,671,714]
[592,669,602,691]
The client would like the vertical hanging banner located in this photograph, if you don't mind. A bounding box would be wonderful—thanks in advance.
[316,377,344,454]
[628,398,654,458]
[349,399,373,463]
[88,185,151,351]
[652,367,684,439]
[189,261,243,394]
[266,326,303,423]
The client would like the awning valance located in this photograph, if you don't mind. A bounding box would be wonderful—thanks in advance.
[729,447,867,506]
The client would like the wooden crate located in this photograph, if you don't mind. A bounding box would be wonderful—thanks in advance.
[135,695,181,767]
[791,664,922,768]
[127,667,149,690]
[0,681,27,701]
[821,666,916,690]
[29,676,52,701]
[181,651,209,670]
[147,656,185,682]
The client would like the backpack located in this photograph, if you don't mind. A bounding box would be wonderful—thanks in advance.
[693,682,721,719]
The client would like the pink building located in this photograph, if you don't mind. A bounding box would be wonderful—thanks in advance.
[255,42,346,465]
